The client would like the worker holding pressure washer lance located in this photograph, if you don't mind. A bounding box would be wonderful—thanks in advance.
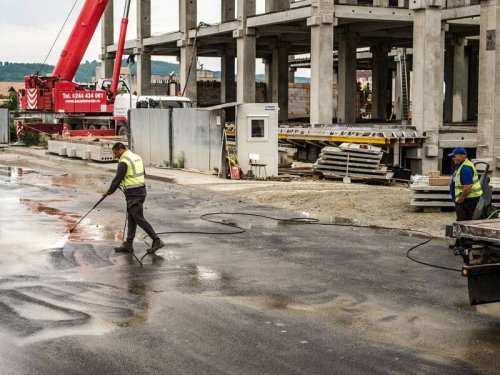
[104,142,165,254]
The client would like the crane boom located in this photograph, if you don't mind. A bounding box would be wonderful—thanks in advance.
[52,0,110,82]
[110,0,132,98]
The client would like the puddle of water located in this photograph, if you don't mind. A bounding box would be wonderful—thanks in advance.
[177,263,233,293]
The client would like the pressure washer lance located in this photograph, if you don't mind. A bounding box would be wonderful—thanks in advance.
[53,196,108,250]
[65,195,143,267]
[69,195,107,233]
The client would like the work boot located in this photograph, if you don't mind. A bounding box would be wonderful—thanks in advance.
[147,239,165,254]
[114,242,134,253]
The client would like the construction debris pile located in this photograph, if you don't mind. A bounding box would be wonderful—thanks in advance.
[313,143,393,182]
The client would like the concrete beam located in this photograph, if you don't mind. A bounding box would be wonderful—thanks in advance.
[246,7,312,27]
[188,21,240,38]
[144,32,182,46]
[334,5,413,22]
[441,5,480,21]
[107,40,138,53]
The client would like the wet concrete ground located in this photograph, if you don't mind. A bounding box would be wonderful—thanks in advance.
[1,155,500,374]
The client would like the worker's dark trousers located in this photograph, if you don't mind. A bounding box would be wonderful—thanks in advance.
[455,197,480,221]
[454,197,480,249]
[126,197,157,243]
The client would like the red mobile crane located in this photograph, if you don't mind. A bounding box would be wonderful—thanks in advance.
[17,0,132,136]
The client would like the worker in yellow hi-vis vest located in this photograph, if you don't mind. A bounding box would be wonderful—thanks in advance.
[448,146,483,221]
[104,142,165,254]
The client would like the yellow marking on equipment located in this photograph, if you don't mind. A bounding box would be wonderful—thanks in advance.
[278,134,389,145]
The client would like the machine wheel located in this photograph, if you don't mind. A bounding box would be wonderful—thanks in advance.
[88,124,97,130]
[100,125,109,130]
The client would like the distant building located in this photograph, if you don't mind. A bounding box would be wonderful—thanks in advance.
[197,69,219,82]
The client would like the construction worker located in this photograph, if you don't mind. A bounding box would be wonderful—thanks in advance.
[104,142,165,254]
[449,146,483,221]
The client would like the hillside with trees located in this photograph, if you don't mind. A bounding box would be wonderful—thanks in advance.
[0,60,180,82]
[0,60,309,83]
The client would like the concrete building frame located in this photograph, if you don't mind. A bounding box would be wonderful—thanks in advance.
[101,0,488,175]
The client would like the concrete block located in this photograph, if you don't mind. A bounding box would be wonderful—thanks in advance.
[425,145,439,157]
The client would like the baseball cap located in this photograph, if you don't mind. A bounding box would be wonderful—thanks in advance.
[448,147,467,157]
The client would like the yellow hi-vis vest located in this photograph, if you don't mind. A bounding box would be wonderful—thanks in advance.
[119,150,145,189]
[453,159,482,202]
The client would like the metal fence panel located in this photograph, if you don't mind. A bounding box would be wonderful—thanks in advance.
[172,109,198,169]
[131,109,170,166]
[131,108,221,172]
[148,109,170,166]
[0,109,9,144]
[172,109,222,171]
[208,111,224,173]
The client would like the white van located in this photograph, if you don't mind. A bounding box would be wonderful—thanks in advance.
[113,94,193,135]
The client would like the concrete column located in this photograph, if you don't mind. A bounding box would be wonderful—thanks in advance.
[463,47,470,121]
[235,0,256,103]
[467,42,479,121]
[371,45,389,120]
[443,42,453,123]
[265,0,290,12]
[333,66,339,121]
[410,1,444,173]
[289,67,296,83]
[100,0,114,78]
[394,54,402,120]
[178,0,197,102]
[264,57,273,102]
[338,30,357,124]
[393,142,401,167]
[272,44,289,122]
[221,49,236,103]
[136,0,151,95]
[308,0,334,125]
[289,55,296,83]
[222,0,235,21]
[476,0,500,167]
[452,37,467,123]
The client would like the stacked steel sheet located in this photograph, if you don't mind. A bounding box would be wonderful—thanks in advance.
[313,143,393,181]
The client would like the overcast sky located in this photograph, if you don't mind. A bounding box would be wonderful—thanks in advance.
[0,0,286,74]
